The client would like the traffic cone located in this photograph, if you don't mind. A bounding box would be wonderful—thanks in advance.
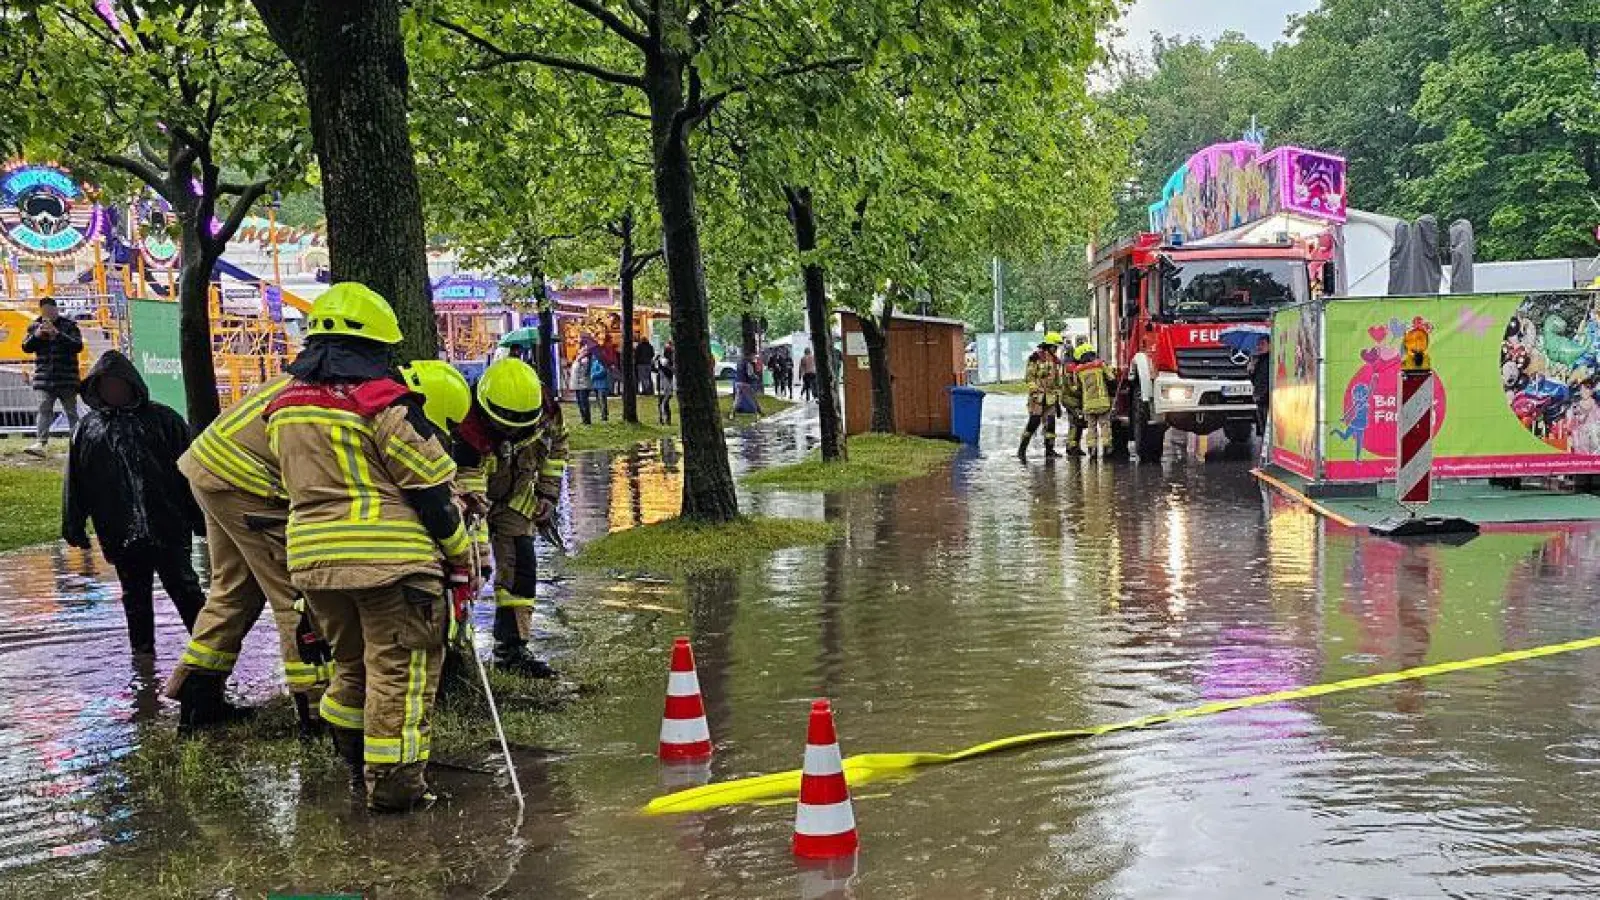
[793,699,859,859]
[659,637,713,762]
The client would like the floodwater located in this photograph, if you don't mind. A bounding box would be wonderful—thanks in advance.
[6,394,1600,898]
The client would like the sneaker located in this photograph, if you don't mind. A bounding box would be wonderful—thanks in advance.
[23,442,46,458]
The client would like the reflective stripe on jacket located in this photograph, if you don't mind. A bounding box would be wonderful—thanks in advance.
[267,381,467,589]
[180,374,292,499]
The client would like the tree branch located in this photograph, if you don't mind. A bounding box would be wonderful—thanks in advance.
[698,55,864,113]
[211,180,270,254]
[96,154,170,196]
[629,249,663,276]
[561,0,650,50]
[432,18,644,89]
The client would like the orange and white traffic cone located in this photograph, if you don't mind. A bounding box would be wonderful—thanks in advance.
[659,637,713,763]
[793,699,859,859]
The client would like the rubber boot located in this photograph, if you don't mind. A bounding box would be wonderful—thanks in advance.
[493,605,560,680]
[1044,440,1061,459]
[368,762,439,814]
[329,725,366,797]
[294,693,325,744]
[495,642,560,680]
[175,669,254,733]
[1017,435,1031,460]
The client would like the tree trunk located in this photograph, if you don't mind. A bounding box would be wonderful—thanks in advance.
[740,311,759,369]
[860,305,896,433]
[253,0,438,363]
[618,215,639,425]
[784,185,844,462]
[646,56,737,523]
[531,272,557,389]
[176,226,221,427]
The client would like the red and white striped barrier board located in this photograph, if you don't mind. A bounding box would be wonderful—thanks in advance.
[1397,369,1434,507]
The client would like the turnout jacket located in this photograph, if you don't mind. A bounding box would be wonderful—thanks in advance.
[266,378,470,591]
[179,373,293,499]
[454,400,569,521]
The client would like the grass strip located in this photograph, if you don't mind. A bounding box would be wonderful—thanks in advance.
[0,464,63,551]
[572,515,836,578]
[743,434,958,493]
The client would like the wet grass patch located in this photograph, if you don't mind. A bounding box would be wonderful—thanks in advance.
[743,433,958,493]
[0,463,63,551]
[571,516,836,578]
[562,393,798,453]
[980,381,1031,395]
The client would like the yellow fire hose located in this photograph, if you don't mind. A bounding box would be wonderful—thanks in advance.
[645,634,1600,815]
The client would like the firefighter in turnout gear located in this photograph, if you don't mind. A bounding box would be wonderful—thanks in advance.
[1061,342,1089,457]
[451,358,568,678]
[166,371,335,737]
[1074,346,1116,461]
[1018,332,1065,460]
[266,283,475,812]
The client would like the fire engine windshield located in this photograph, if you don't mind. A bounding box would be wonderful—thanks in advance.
[1158,258,1306,321]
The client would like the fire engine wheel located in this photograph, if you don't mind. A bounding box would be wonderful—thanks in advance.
[1223,420,1255,445]
[1134,397,1166,463]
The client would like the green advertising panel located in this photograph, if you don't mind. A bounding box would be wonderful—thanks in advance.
[1318,292,1600,481]
[128,299,186,411]
[1270,303,1319,477]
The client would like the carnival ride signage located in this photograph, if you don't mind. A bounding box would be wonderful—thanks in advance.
[136,198,179,269]
[0,162,104,259]
[1149,140,1347,244]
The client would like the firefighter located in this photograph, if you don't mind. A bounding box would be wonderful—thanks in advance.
[1018,332,1065,460]
[452,357,568,678]
[165,370,334,737]
[1074,345,1116,461]
[265,283,475,812]
[1061,343,1088,457]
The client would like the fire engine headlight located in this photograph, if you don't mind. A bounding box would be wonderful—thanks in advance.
[1161,384,1195,402]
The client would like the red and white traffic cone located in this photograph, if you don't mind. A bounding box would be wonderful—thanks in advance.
[659,637,713,763]
[793,699,859,859]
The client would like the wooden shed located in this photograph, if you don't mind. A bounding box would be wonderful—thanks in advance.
[837,310,967,437]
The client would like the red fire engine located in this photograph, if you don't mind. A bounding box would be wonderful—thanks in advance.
[1088,233,1333,460]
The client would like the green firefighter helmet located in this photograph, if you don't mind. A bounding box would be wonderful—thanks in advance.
[1042,331,1063,346]
[476,357,545,429]
[399,360,471,431]
[1075,344,1096,361]
[305,282,402,345]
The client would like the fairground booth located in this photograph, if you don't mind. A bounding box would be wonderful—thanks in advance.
[1270,291,1600,495]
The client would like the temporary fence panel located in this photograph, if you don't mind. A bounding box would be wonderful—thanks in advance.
[972,331,1043,384]
[1272,290,1600,484]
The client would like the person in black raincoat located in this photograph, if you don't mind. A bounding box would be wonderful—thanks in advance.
[62,350,206,656]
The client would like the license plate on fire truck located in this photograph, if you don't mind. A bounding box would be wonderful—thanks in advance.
[1221,383,1253,397]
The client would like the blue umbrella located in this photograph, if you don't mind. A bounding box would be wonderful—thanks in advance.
[1219,324,1271,356]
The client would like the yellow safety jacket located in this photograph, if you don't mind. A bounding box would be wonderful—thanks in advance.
[1076,361,1113,415]
[266,379,470,591]
[179,374,293,499]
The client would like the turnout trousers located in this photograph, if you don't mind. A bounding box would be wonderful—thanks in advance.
[309,576,446,810]
[165,485,328,700]
[489,503,538,645]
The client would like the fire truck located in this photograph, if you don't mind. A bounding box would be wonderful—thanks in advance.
[1088,233,1333,461]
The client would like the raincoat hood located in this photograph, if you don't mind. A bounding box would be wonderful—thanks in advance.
[287,335,398,385]
[80,350,150,411]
